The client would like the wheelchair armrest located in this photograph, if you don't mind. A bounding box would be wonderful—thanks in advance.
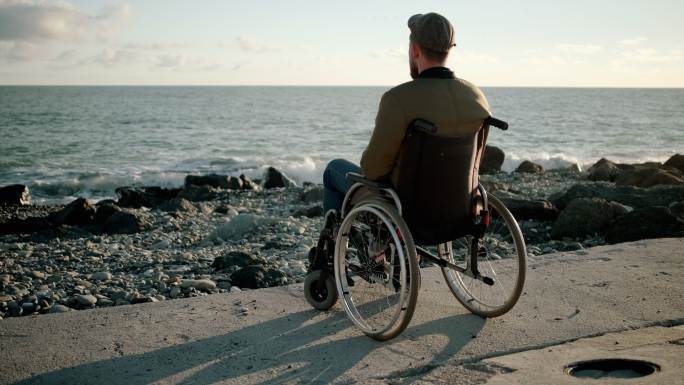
[484,116,508,130]
[346,172,392,190]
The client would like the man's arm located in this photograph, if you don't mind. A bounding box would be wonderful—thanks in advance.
[360,91,406,180]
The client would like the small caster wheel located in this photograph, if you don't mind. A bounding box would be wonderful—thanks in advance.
[304,270,338,310]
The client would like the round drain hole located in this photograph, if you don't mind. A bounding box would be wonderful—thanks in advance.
[565,359,660,379]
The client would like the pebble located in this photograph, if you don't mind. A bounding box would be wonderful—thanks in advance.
[31,271,45,279]
[169,286,181,298]
[180,279,216,292]
[74,294,97,306]
[50,305,72,313]
[91,271,112,281]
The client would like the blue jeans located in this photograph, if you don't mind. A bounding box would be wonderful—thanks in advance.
[323,159,361,213]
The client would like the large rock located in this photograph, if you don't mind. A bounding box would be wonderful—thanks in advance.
[230,265,288,289]
[293,205,324,218]
[239,174,257,190]
[670,201,684,219]
[101,209,152,234]
[551,197,629,239]
[185,174,231,189]
[115,186,181,208]
[177,185,217,202]
[664,154,684,173]
[212,251,266,270]
[605,206,684,244]
[47,198,95,226]
[614,168,684,188]
[514,160,544,175]
[301,186,324,203]
[262,167,296,189]
[0,184,30,205]
[551,182,684,210]
[0,217,51,235]
[480,145,505,174]
[587,158,623,182]
[94,203,121,225]
[158,197,196,213]
[497,196,559,221]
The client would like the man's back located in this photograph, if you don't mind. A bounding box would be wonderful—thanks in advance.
[360,67,490,186]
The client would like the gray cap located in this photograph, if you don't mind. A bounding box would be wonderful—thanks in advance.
[407,13,456,53]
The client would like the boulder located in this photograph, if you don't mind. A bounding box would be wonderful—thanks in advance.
[550,182,684,210]
[212,251,266,270]
[230,265,288,289]
[551,197,630,239]
[227,176,243,190]
[514,160,544,174]
[587,158,623,182]
[605,206,684,244]
[0,217,51,235]
[669,201,684,219]
[293,205,324,218]
[184,174,231,189]
[115,186,181,208]
[0,184,30,205]
[239,174,257,190]
[480,145,505,174]
[664,154,684,173]
[47,198,95,226]
[301,186,324,203]
[101,209,152,234]
[158,197,196,213]
[94,203,121,225]
[262,167,296,189]
[177,185,217,202]
[497,197,559,221]
[614,168,684,188]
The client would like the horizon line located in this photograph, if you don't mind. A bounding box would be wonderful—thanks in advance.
[1,84,684,89]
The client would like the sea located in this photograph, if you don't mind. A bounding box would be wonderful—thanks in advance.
[1,86,682,203]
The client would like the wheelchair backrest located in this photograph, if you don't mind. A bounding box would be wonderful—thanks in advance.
[396,118,489,245]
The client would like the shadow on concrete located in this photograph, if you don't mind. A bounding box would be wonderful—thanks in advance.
[15,306,485,385]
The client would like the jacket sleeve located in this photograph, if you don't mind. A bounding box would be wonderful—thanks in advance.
[360,91,406,180]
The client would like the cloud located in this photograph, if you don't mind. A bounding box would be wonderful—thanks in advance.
[155,54,186,68]
[0,1,130,42]
[0,40,38,62]
[54,48,77,62]
[236,36,279,53]
[555,44,602,54]
[371,47,406,61]
[93,48,138,67]
[619,37,647,46]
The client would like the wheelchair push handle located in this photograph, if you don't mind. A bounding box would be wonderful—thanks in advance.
[484,116,508,130]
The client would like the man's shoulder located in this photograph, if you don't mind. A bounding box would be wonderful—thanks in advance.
[386,77,485,97]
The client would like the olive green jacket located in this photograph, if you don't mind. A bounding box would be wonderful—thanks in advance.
[360,74,490,186]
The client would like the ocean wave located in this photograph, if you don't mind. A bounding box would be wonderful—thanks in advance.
[502,152,586,172]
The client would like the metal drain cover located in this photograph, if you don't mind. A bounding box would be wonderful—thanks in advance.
[565,359,660,379]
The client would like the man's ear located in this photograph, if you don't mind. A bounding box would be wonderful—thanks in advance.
[409,41,421,59]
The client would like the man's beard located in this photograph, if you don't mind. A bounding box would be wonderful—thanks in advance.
[410,59,419,79]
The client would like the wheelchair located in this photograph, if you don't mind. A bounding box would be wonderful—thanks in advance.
[304,117,527,341]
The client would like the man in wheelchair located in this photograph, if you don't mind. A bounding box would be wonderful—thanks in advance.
[305,13,525,341]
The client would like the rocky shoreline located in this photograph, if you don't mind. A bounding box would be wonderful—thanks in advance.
[1,151,683,320]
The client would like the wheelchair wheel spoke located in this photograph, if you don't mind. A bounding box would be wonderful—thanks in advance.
[334,200,419,340]
[440,194,526,317]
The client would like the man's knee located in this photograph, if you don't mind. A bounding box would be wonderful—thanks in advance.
[323,158,348,184]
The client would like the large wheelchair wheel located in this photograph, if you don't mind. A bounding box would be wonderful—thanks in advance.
[440,194,526,317]
[334,200,420,341]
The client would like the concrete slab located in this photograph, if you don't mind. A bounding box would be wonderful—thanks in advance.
[419,325,684,385]
[0,237,682,385]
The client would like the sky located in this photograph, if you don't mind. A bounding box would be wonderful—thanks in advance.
[0,0,682,87]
